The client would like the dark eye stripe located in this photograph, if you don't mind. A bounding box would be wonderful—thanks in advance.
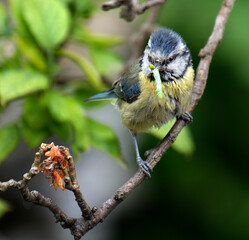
[148,55,153,63]
[161,55,177,65]
[165,50,191,65]
[168,56,175,63]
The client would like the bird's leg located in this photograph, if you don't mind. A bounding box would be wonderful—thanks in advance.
[131,133,152,178]
[179,112,193,123]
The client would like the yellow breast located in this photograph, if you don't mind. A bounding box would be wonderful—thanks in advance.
[119,66,194,132]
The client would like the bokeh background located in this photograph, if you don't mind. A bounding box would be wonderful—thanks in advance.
[1,0,249,239]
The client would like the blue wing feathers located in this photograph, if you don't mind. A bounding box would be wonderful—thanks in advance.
[115,80,141,102]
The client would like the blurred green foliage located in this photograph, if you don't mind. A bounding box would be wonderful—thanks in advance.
[0,198,11,218]
[0,0,126,165]
[0,124,19,163]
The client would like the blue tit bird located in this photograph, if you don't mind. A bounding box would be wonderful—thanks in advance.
[85,28,194,178]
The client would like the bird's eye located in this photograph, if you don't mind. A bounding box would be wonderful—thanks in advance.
[168,56,174,63]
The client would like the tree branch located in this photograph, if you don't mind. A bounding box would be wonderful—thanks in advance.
[0,144,76,228]
[102,0,165,21]
[0,143,92,233]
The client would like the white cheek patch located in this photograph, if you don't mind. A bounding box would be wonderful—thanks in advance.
[168,56,187,77]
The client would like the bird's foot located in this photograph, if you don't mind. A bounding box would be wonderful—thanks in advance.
[179,112,193,123]
[137,157,152,178]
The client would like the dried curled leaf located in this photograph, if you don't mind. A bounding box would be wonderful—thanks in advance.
[39,143,69,190]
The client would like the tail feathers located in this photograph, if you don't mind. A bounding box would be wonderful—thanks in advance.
[85,89,117,102]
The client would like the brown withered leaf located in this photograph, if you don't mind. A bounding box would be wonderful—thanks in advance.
[39,143,69,191]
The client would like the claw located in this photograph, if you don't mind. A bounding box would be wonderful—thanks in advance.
[137,157,152,178]
[180,112,193,123]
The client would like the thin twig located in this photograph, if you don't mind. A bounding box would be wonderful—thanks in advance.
[102,0,165,21]
[0,144,75,228]
[136,0,165,14]
[0,143,91,230]
[20,187,75,227]
[129,4,164,62]
[61,149,93,219]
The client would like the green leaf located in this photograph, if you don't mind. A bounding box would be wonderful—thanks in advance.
[21,0,70,50]
[21,119,49,149]
[43,91,89,151]
[22,95,50,129]
[10,0,29,36]
[149,121,195,156]
[74,0,96,18]
[22,95,51,148]
[0,198,11,219]
[60,0,73,5]
[73,27,125,48]
[43,91,84,129]
[0,69,49,106]
[71,81,109,108]
[71,125,90,156]
[49,120,71,141]
[86,117,125,166]
[22,94,72,146]
[0,124,20,163]
[0,4,8,36]
[89,47,123,77]
[57,49,105,91]
[14,34,47,72]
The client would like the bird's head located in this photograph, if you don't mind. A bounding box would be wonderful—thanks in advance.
[141,28,192,82]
